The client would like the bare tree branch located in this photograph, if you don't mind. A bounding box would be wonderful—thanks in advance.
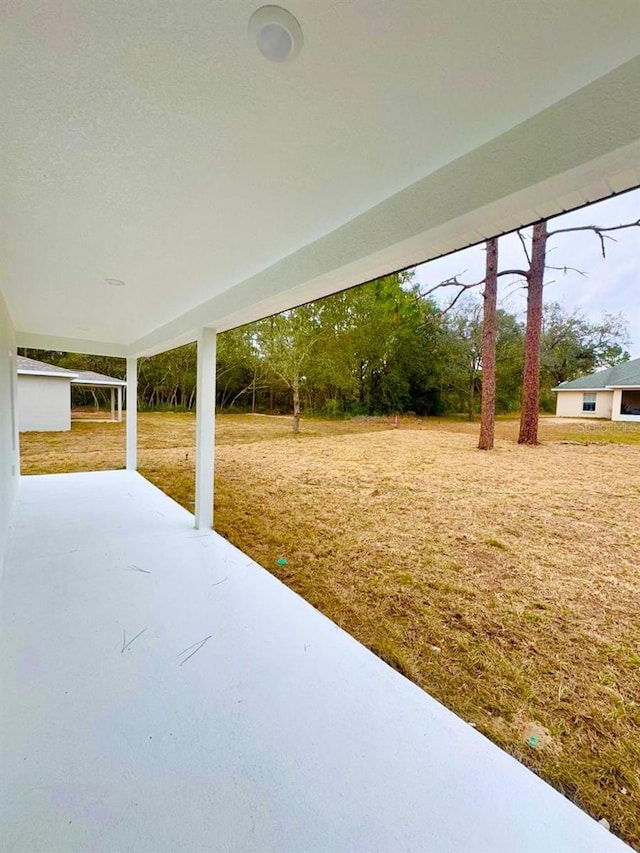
[421,274,485,314]
[501,279,528,300]
[547,219,640,258]
[439,286,477,314]
[544,264,588,277]
[496,268,530,279]
[422,265,529,315]
[517,230,531,265]
[421,272,481,297]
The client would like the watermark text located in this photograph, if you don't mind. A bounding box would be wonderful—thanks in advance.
[577,421,640,434]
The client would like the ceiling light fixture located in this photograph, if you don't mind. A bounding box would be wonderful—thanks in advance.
[249,6,303,63]
[104,278,125,287]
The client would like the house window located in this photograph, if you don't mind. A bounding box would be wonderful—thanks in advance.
[582,393,596,412]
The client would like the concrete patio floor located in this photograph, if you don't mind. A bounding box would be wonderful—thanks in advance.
[0,470,630,852]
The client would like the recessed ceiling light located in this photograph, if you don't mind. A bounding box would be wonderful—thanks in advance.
[249,6,303,63]
[104,278,125,287]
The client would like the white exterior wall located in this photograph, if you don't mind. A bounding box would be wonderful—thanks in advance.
[611,389,623,421]
[17,374,72,432]
[0,291,20,577]
[555,390,613,419]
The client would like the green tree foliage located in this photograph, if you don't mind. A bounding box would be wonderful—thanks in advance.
[305,273,445,416]
[541,303,630,385]
[439,302,483,421]
[539,304,630,410]
[139,344,197,410]
[255,303,326,432]
[434,302,527,420]
[216,328,260,410]
[18,281,629,423]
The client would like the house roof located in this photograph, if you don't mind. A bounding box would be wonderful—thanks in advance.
[554,357,640,391]
[2,5,640,359]
[17,356,125,386]
[17,355,78,379]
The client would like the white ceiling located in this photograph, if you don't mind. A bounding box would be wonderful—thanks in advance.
[2,1,640,356]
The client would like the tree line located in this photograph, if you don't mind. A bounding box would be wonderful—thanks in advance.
[20,273,629,428]
[20,210,637,445]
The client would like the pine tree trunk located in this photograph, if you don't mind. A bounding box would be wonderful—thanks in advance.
[292,372,301,434]
[478,237,498,450]
[518,221,547,445]
[251,366,257,413]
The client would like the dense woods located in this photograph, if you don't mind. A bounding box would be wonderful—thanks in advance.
[20,270,629,422]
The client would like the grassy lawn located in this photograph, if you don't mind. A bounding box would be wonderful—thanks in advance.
[20,412,640,847]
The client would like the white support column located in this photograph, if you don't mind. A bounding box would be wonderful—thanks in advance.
[126,358,137,471]
[117,385,122,423]
[110,387,115,421]
[195,327,216,530]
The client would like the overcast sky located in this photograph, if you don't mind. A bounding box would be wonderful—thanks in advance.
[413,189,640,357]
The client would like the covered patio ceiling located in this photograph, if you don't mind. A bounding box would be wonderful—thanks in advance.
[2,2,640,357]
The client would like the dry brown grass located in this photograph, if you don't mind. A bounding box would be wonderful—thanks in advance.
[20,412,640,848]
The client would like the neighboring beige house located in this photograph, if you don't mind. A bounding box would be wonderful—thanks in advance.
[17,356,126,432]
[553,357,640,422]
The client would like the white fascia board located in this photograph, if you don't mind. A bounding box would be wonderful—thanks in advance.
[71,379,126,387]
[17,369,78,379]
[553,387,607,392]
[127,59,640,359]
[607,384,640,389]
